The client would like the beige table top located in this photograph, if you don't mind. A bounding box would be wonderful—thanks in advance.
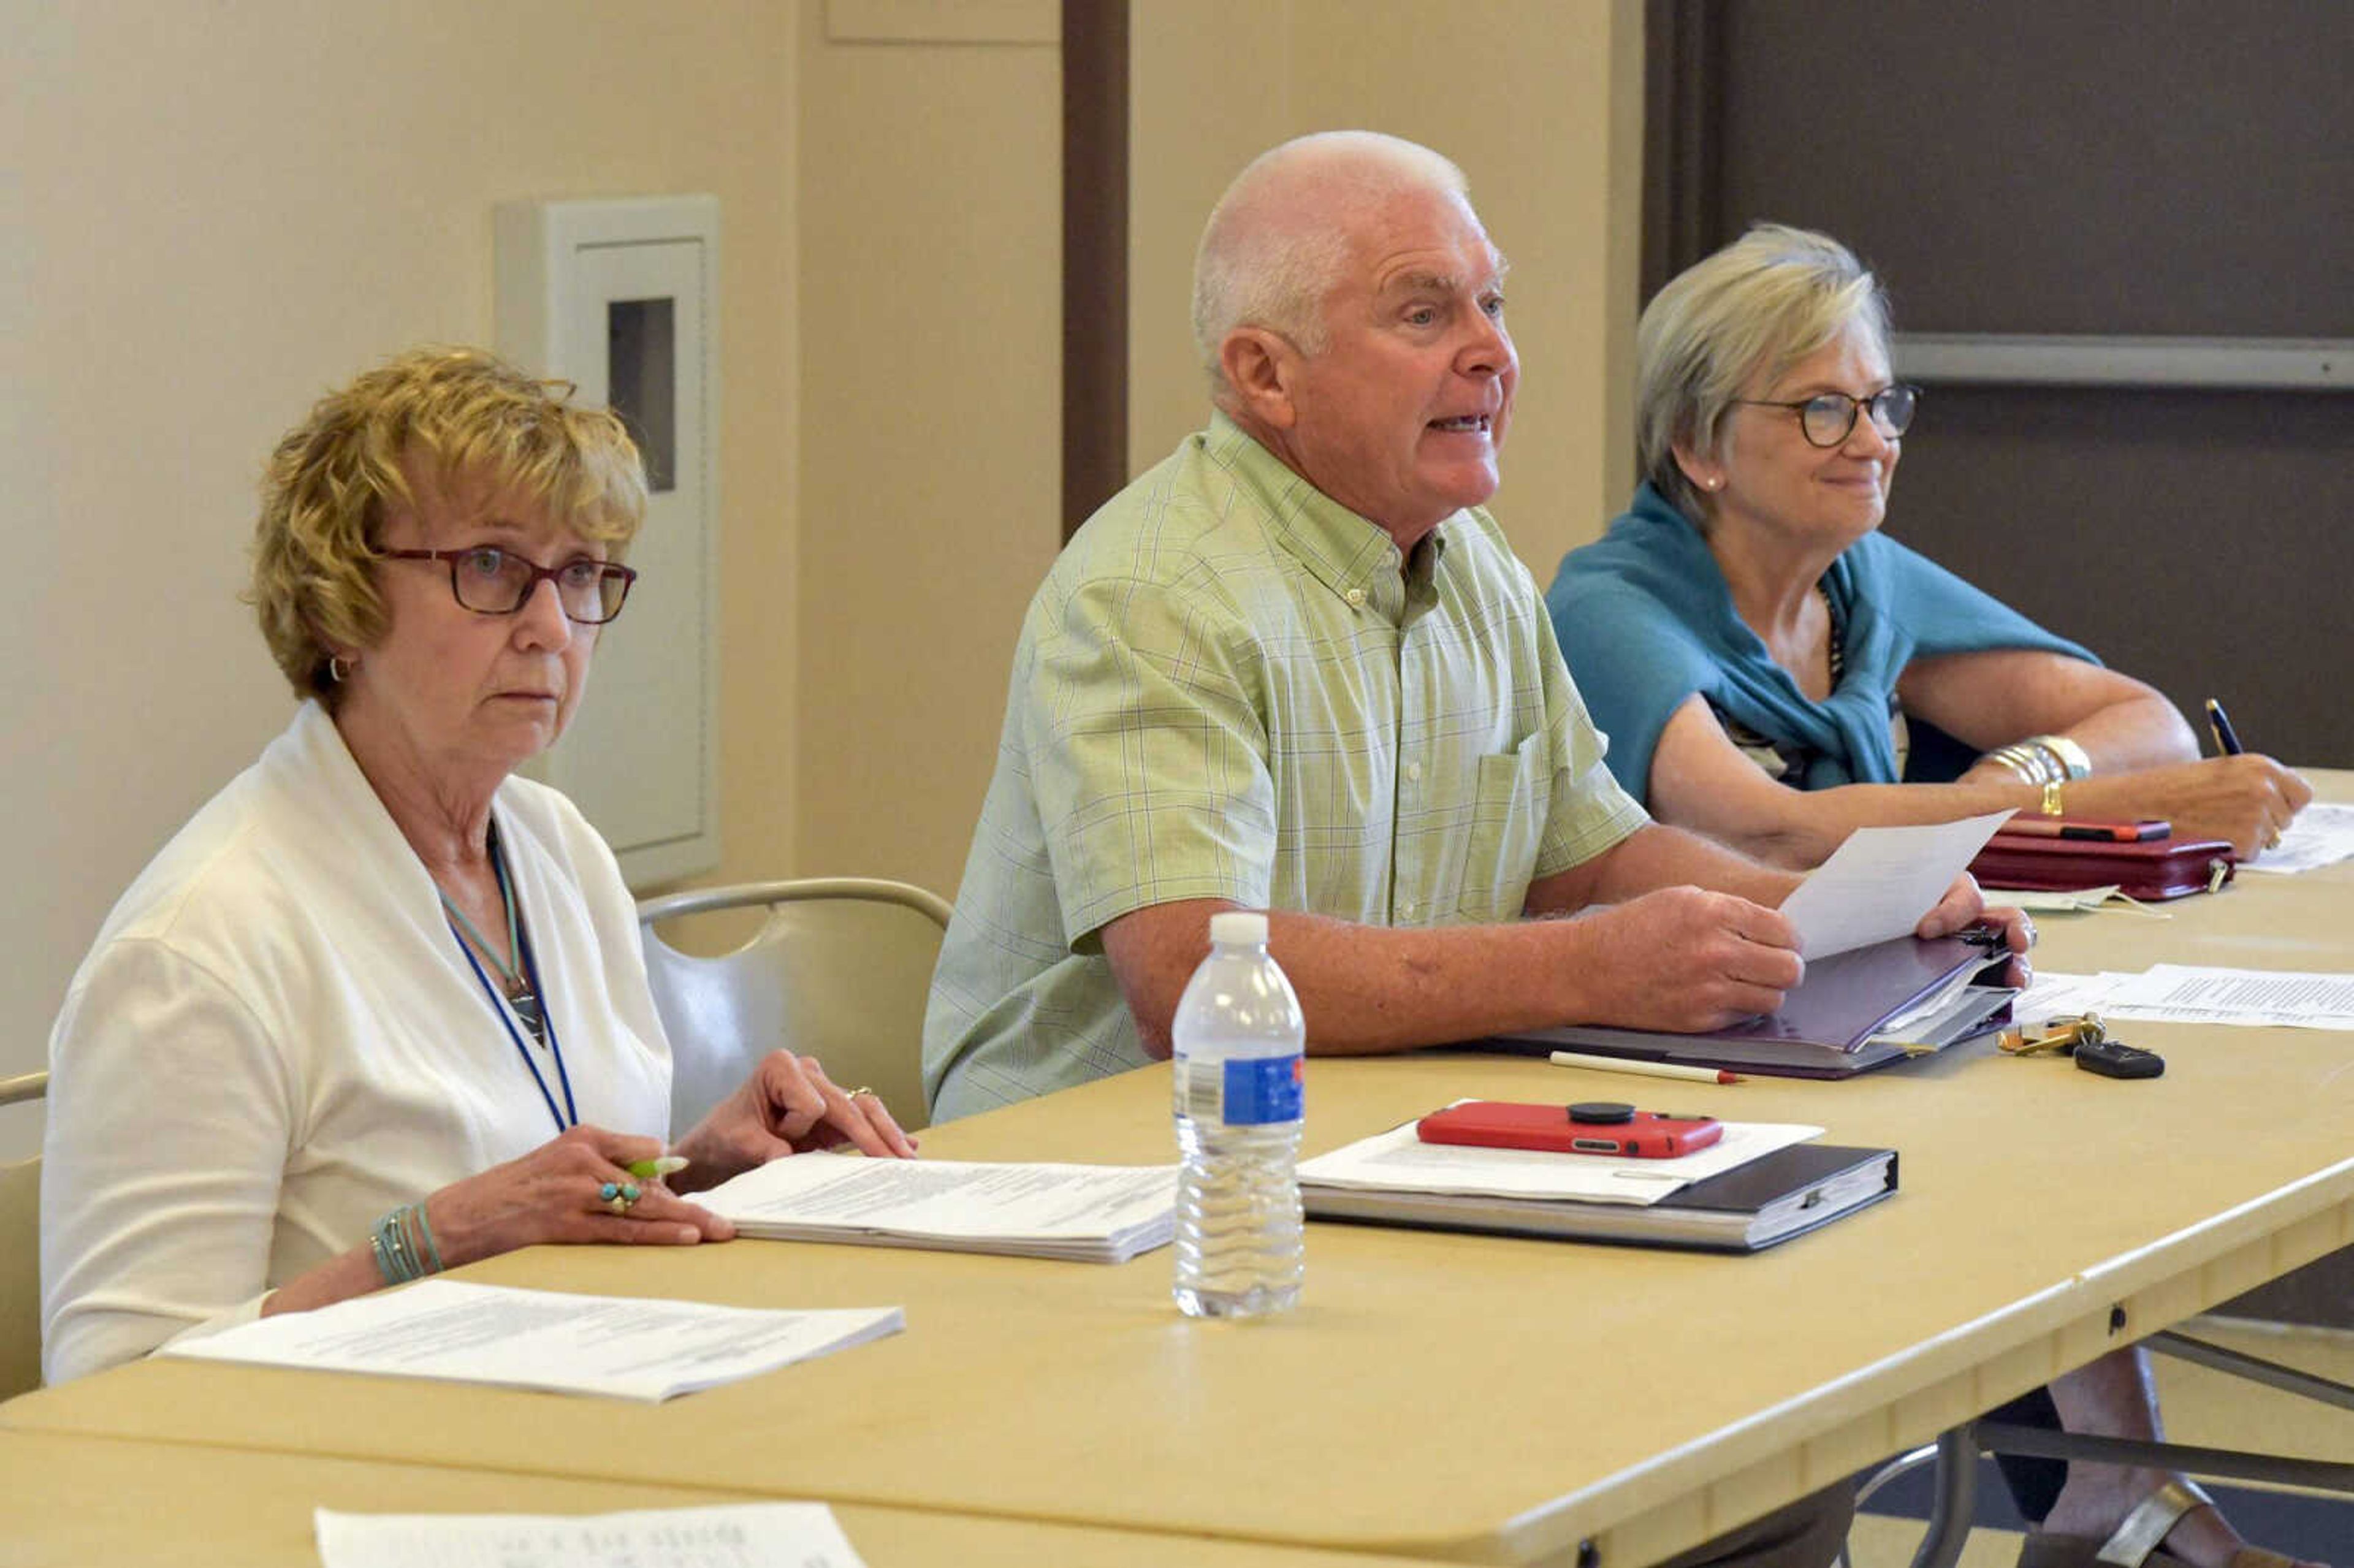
[7,772,2349,1567]
[0,1429,1464,1568]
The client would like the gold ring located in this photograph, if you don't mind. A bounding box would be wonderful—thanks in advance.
[2265,828,2284,850]
[847,1085,875,1100]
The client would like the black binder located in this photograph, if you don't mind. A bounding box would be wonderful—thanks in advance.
[1305,1142,1897,1253]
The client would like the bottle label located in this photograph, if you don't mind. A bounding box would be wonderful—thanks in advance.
[1221,1054,1304,1125]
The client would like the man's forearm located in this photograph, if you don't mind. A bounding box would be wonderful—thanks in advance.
[1539,823,1799,914]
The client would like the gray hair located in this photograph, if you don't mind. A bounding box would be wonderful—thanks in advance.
[1190,131,1471,402]
[1635,224,1892,523]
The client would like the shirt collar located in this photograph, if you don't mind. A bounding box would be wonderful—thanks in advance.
[1202,411,1453,625]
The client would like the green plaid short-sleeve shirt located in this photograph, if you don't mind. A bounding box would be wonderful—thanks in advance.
[923,415,1647,1119]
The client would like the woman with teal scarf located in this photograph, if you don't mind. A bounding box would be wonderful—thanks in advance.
[1547,226,2304,869]
[1547,226,2322,1568]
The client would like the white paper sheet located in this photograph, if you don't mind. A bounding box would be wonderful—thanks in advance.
[2241,802,2354,875]
[160,1280,903,1402]
[316,1502,867,1568]
[1297,1116,1824,1206]
[1778,811,2013,959]
[2010,970,2133,1027]
[694,1155,1177,1262]
[2095,964,2354,1030]
[1981,885,2141,913]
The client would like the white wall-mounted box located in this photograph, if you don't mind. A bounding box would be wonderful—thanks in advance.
[494,194,721,889]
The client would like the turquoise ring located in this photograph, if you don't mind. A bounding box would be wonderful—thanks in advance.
[600,1181,642,1216]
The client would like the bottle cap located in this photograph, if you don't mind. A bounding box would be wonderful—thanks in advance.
[1208,910,1268,946]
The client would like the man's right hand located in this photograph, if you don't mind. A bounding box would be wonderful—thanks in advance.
[1567,885,1805,1033]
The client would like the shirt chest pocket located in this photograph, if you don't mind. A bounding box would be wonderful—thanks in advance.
[1455,731,1551,923]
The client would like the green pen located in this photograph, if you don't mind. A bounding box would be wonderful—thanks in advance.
[625,1155,690,1180]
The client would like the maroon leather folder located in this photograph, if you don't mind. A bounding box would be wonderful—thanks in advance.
[1970,829,2236,901]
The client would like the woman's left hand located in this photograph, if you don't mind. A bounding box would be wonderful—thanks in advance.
[668,1051,919,1192]
[1916,872,2033,988]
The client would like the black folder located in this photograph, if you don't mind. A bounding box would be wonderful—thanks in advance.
[1305,1142,1897,1253]
[1482,931,2015,1079]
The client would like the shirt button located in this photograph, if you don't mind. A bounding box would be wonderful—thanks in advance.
[1398,899,1416,918]
[1344,588,1366,609]
[1405,761,1423,782]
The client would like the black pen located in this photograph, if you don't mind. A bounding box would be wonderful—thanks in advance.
[2203,698,2244,757]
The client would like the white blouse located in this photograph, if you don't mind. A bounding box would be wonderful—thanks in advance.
[42,701,671,1383]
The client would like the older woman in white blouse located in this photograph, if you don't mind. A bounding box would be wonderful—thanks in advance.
[43,348,915,1383]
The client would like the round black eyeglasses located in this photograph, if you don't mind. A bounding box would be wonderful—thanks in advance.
[378,547,637,624]
[1731,384,1921,449]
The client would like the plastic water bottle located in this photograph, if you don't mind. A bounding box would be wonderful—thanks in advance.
[1171,910,1306,1318]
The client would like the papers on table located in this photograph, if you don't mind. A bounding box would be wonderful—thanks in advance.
[2241,802,2354,875]
[2017,967,2354,1031]
[1298,1115,1824,1207]
[1981,885,2174,916]
[1780,811,2013,958]
[159,1279,902,1402]
[694,1155,1177,1263]
[316,1502,867,1568]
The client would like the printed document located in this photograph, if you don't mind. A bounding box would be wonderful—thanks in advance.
[1298,1116,1824,1206]
[316,1502,867,1568]
[160,1279,903,1402]
[695,1155,1176,1262]
[1780,811,2013,959]
[2241,802,2354,875]
[2097,964,2354,1029]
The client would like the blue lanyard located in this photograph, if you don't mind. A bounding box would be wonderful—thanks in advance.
[449,883,579,1136]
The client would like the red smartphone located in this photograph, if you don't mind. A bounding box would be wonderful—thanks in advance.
[1415,1100,1724,1159]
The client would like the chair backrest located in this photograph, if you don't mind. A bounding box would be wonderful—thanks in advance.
[1,1070,49,1401]
[637,879,951,1137]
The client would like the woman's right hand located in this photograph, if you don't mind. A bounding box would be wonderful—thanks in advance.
[424,1124,733,1271]
[2069,755,2310,858]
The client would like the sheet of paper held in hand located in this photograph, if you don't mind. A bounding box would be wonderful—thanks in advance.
[1778,810,2013,959]
[159,1279,904,1402]
[693,1155,1178,1263]
[316,1502,868,1568]
[2240,802,2354,875]
[1298,1116,1824,1206]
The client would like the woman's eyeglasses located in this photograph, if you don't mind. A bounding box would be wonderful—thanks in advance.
[377,547,637,624]
[1732,384,1921,448]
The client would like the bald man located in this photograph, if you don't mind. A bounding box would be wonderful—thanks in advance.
[923,132,2011,1127]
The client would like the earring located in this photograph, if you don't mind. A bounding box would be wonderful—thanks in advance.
[329,655,353,683]
[1704,476,1722,491]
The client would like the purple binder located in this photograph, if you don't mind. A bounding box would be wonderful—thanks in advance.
[1482,932,2015,1079]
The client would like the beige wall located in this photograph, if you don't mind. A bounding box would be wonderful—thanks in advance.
[1129,0,1645,579]
[791,2,1064,896]
[2,0,804,1157]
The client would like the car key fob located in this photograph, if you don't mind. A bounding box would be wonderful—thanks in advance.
[2074,1035,2164,1079]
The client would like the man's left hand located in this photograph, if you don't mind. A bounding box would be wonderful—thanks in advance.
[1915,873,2032,988]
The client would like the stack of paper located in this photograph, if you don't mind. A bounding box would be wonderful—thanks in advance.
[1298,1117,1894,1252]
[160,1280,903,1402]
[695,1155,1177,1263]
[317,1502,869,1568]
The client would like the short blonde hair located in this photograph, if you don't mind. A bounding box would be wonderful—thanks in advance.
[1634,224,1891,523]
[1190,131,1471,398]
[250,346,647,702]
